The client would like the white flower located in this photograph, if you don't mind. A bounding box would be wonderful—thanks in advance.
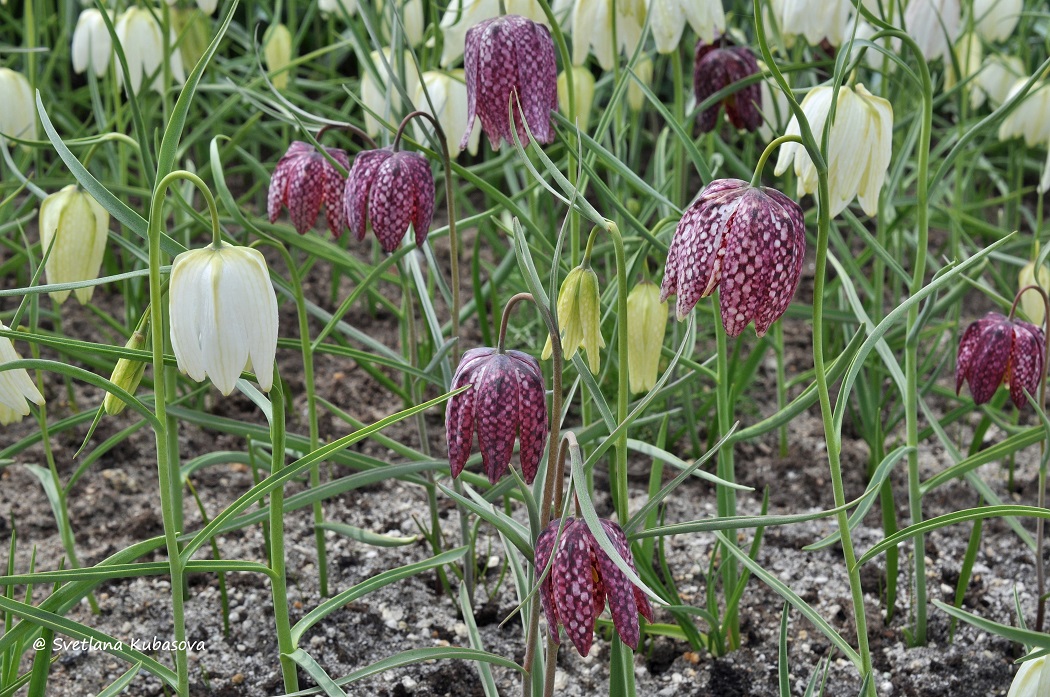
[319,0,357,16]
[39,185,110,305]
[0,324,44,426]
[556,0,647,70]
[169,243,279,396]
[757,67,791,142]
[558,66,596,133]
[412,70,480,158]
[973,0,1021,43]
[903,0,960,63]
[263,23,293,91]
[399,0,425,47]
[999,78,1050,193]
[1008,653,1050,697]
[0,68,36,142]
[164,0,217,14]
[438,0,549,67]
[972,54,1025,109]
[768,0,852,47]
[72,9,112,77]
[362,48,421,138]
[115,7,186,94]
[647,0,724,54]
[945,32,982,93]
[775,83,893,218]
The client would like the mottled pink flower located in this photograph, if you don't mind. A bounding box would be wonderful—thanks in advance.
[661,178,806,337]
[445,347,548,484]
[267,141,350,237]
[343,148,435,253]
[693,36,762,133]
[462,14,558,150]
[956,312,1045,409]
[534,517,654,656]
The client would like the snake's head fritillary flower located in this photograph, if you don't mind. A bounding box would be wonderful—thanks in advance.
[767,0,852,47]
[534,517,654,656]
[559,0,647,71]
[956,312,1045,410]
[114,7,185,94]
[462,14,558,150]
[557,67,596,133]
[0,69,35,142]
[649,0,724,54]
[661,178,806,337]
[38,185,110,305]
[1009,652,1050,697]
[1019,260,1050,326]
[974,0,1021,43]
[343,148,435,254]
[0,323,45,426]
[413,70,481,158]
[268,141,351,237]
[445,347,548,484]
[627,281,668,394]
[72,9,113,78]
[263,23,293,91]
[169,243,279,396]
[542,266,605,373]
[627,55,653,112]
[904,0,961,63]
[693,36,762,133]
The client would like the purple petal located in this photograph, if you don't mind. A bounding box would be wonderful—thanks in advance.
[552,519,597,656]
[446,348,494,478]
[1009,321,1046,409]
[475,17,522,149]
[723,48,762,132]
[268,157,294,223]
[956,317,987,395]
[694,47,732,133]
[322,148,350,237]
[535,519,562,644]
[368,153,420,252]
[473,353,520,483]
[965,315,1012,405]
[593,520,644,650]
[508,350,548,484]
[513,20,558,145]
[287,155,326,235]
[343,149,392,243]
[401,152,436,247]
[461,20,486,150]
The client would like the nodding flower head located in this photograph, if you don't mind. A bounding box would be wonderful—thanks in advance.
[956,312,1045,409]
[343,148,435,253]
[445,347,548,485]
[693,36,762,133]
[267,141,350,237]
[534,517,654,656]
[462,14,558,150]
[661,178,806,337]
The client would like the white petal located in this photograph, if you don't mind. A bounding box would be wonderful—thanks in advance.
[169,248,211,382]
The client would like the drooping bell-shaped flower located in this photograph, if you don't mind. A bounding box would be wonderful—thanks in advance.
[104,331,147,416]
[661,178,806,337]
[557,67,596,133]
[462,14,558,149]
[0,69,36,142]
[1019,260,1050,326]
[973,0,1022,43]
[0,323,44,426]
[627,281,667,394]
[362,49,420,138]
[904,0,961,63]
[445,347,548,484]
[775,83,893,218]
[649,0,724,54]
[343,148,435,253]
[72,9,112,77]
[534,517,655,656]
[263,23,293,91]
[38,185,110,305]
[767,0,852,47]
[319,0,358,17]
[542,265,605,373]
[999,78,1050,193]
[164,0,218,15]
[972,55,1025,110]
[555,0,647,71]
[693,36,762,133]
[413,70,481,158]
[956,312,1045,410]
[114,7,186,94]
[268,141,350,237]
[169,243,279,396]
[1009,653,1050,697]
[438,0,549,67]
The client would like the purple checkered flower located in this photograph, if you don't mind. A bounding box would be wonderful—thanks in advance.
[343,147,435,253]
[534,517,655,656]
[267,141,350,237]
[661,178,806,337]
[462,14,558,150]
[693,36,762,133]
[445,347,548,485]
[956,312,1045,409]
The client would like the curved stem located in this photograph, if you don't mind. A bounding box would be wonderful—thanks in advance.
[750,134,803,187]
[497,292,536,353]
[316,122,378,150]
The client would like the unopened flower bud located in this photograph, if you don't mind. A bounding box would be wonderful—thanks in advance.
[627,281,667,394]
[263,23,293,91]
[104,331,147,415]
[542,265,605,373]
[557,67,596,133]
[627,55,652,112]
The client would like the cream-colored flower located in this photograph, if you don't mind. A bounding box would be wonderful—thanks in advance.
[627,55,652,112]
[945,32,982,93]
[263,23,293,91]
[438,0,548,66]
[999,78,1050,193]
[1019,260,1050,327]
[399,0,425,46]
[362,48,421,138]
[775,83,893,218]
[626,280,667,394]
[1008,653,1050,697]
[542,265,605,374]
[648,0,724,54]
[556,0,647,71]
[903,0,960,63]
[757,62,791,142]
[413,70,480,158]
[972,55,1025,109]
[768,0,852,47]
[39,185,110,305]
[114,7,186,94]
[318,0,357,15]
[164,0,217,15]
[72,9,112,77]
[973,0,1021,43]
[169,243,279,396]
[0,324,44,426]
[558,67,596,133]
[0,68,36,142]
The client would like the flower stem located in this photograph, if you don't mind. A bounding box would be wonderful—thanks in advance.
[711,292,738,651]
[750,134,803,188]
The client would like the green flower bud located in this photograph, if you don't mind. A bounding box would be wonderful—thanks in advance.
[558,66,596,133]
[542,265,605,373]
[263,23,293,91]
[626,281,667,394]
[1019,260,1050,326]
[104,331,147,416]
[627,55,652,112]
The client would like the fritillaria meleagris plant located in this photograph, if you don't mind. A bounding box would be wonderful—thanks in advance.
[268,140,352,237]
[343,146,436,254]
[956,311,1045,410]
[693,34,763,133]
[462,13,558,149]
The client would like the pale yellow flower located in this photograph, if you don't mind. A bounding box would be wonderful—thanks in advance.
[104,331,147,416]
[362,48,421,138]
[542,266,605,374]
[72,9,112,77]
[39,186,110,305]
[626,281,667,394]
[973,0,1021,43]
[114,7,185,94]
[768,0,852,47]
[1019,261,1050,327]
[263,23,293,91]
[648,0,724,54]
[1008,653,1050,697]
[0,68,36,142]
[558,67,596,133]
[413,70,481,158]
[0,324,44,426]
[555,0,647,71]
